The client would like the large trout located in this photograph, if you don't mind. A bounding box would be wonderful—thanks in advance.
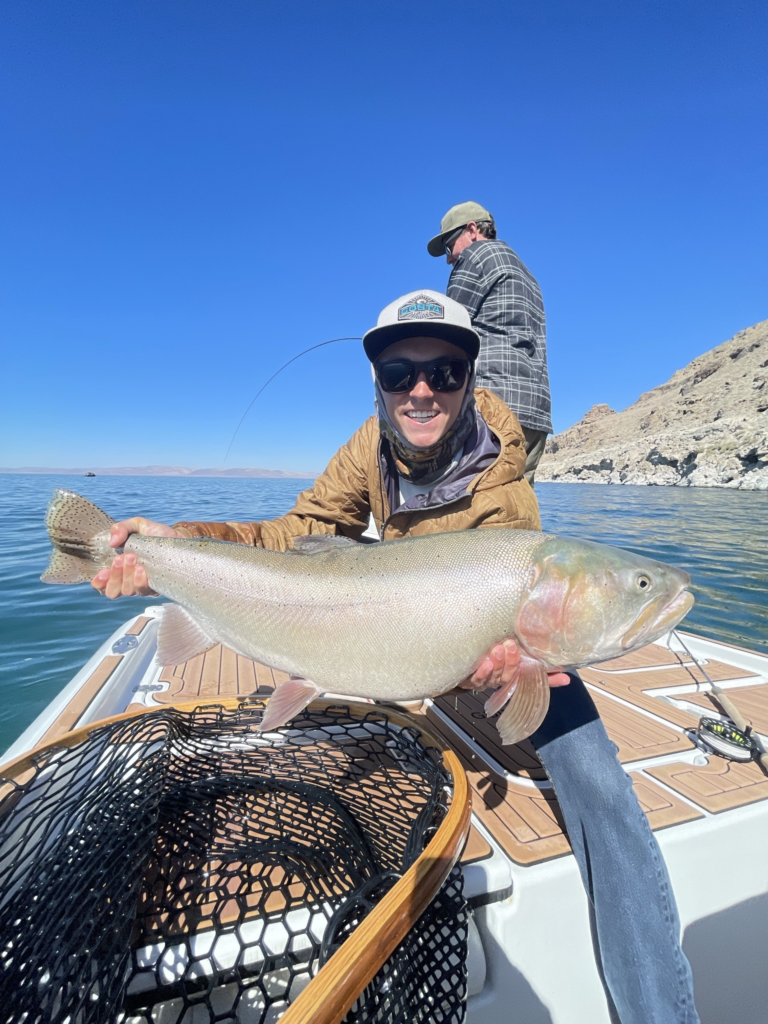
[42,489,694,744]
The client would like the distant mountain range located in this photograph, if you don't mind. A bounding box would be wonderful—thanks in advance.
[1,466,318,478]
[9,320,767,490]
[538,318,768,490]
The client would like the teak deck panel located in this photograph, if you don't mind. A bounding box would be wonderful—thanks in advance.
[156,645,289,703]
[435,686,695,767]
[422,704,702,865]
[647,756,768,813]
[595,646,757,681]
[461,827,492,864]
[581,666,746,729]
[589,691,695,761]
[36,655,124,747]
[597,646,696,671]
[583,645,760,729]
[126,616,152,636]
[34,616,154,746]
[425,708,571,864]
[682,683,768,735]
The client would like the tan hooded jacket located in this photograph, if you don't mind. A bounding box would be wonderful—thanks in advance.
[175,388,541,549]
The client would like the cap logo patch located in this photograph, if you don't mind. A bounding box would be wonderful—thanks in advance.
[397,294,444,321]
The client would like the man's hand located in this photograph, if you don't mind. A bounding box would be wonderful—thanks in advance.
[459,639,571,691]
[91,518,186,599]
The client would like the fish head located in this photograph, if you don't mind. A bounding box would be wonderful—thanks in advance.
[515,537,694,668]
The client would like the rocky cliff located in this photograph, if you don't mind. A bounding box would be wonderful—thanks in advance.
[538,318,768,489]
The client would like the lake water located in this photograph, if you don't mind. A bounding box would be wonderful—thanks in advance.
[1,473,767,754]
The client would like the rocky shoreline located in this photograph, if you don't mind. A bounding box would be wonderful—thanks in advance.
[538,319,768,490]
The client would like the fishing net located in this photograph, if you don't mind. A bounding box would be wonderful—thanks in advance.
[0,700,468,1024]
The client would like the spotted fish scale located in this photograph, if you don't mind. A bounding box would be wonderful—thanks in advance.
[118,526,549,699]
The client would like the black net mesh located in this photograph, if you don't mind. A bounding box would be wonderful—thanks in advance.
[0,700,468,1023]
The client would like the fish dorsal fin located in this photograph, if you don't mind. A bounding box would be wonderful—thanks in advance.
[156,604,217,666]
[486,654,551,746]
[290,535,358,555]
[187,536,239,547]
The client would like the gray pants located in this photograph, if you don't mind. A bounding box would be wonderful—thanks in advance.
[522,427,548,486]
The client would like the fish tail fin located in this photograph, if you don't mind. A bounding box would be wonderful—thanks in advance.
[41,489,117,584]
[488,655,551,746]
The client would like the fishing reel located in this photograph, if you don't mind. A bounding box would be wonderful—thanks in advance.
[696,717,760,763]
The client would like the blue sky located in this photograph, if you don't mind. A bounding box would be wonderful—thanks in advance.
[2,0,766,473]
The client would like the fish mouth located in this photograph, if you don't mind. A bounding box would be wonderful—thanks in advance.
[621,589,695,650]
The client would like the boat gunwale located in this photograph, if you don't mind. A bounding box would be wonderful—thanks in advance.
[0,693,455,781]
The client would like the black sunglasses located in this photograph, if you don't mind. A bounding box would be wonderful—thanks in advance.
[444,225,466,256]
[375,357,471,394]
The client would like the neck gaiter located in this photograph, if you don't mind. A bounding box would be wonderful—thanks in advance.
[374,365,477,483]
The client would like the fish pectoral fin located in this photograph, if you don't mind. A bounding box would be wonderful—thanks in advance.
[484,677,519,718]
[259,678,324,733]
[290,535,358,554]
[492,656,551,746]
[156,604,217,666]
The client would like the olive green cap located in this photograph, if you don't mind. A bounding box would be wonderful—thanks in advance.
[427,201,493,257]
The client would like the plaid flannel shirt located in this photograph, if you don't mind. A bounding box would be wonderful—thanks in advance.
[447,239,552,433]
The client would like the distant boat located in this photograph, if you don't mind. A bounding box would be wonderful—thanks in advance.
[85,472,96,477]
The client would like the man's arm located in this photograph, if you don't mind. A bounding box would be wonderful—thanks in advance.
[93,419,377,596]
[449,245,545,355]
[446,255,486,319]
[174,420,376,550]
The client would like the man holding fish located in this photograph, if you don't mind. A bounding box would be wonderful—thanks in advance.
[75,290,698,1022]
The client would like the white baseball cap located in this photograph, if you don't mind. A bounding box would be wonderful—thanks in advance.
[362,289,480,363]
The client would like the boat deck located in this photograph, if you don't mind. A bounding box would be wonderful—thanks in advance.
[155,643,291,702]
[6,618,768,869]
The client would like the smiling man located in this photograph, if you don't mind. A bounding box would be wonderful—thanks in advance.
[94,289,698,1024]
[96,289,541,563]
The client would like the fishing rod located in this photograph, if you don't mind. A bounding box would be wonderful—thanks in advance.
[672,629,768,773]
[223,337,362,463]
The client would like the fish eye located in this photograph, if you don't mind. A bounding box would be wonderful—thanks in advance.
[636,574,652,590]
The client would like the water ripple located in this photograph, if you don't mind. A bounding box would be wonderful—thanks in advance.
[537,483,768,658]
[0,474,315,751]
